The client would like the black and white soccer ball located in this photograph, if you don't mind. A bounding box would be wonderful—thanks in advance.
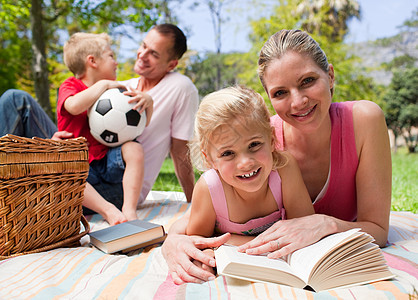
[88,88,147,147]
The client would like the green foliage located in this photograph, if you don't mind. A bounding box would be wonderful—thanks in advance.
[238,0,376,109]
[185,51,247,98]
[383,67,418,153]
[0,0,162,116]
[0,0,32,94]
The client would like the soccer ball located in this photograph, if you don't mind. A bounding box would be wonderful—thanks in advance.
[88,88,147,147]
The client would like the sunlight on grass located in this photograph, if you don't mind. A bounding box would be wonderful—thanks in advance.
[391,149,418,213]
[153,149,417,213]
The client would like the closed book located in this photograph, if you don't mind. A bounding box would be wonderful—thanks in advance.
[89,219,166,254]
[215,229,395,292]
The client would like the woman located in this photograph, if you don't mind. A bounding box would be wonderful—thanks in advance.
[162,29,392,284]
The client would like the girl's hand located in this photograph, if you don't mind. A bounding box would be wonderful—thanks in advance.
[237,214,337,259]
[191,248,216,278]
[162,232,230,284]
[124,90,153,126]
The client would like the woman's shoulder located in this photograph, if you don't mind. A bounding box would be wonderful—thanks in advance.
[351,100,384,119]
[332,100,384,118]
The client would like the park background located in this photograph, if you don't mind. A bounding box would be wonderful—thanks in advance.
[0,0,416,212]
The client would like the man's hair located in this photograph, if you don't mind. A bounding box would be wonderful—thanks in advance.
[152,24,187,60]
[63,32,111,77]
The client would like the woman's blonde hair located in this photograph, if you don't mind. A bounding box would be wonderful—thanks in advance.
[190,85,286,171]
[63,32,111,77]
[258,29,333,95]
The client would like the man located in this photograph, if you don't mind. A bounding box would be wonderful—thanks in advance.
[122,23,198,203]
[0,24,198,220]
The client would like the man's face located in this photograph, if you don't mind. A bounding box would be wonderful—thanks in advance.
[134,29,178,80]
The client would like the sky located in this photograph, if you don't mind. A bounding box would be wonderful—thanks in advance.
[119,0,416,58]
[177,0,416,53]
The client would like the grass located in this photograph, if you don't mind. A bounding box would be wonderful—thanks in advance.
[153,149,417,213]
[391,149,418,213]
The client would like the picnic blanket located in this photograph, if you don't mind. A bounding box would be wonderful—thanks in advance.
[0,191,417,299]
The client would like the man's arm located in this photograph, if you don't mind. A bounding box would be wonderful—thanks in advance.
[170,137,194,202]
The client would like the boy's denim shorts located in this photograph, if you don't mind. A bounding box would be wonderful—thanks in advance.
[84,146,125,214]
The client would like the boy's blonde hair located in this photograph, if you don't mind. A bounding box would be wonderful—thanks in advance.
[190,85,286,171]
[63,32,111,77]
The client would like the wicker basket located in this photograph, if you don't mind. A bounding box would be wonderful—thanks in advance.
[0,134,90,259]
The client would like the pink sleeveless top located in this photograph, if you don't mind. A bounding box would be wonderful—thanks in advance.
[202,169,286,236]
[271,101,359,221]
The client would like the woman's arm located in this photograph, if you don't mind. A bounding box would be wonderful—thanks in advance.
[349,100,391,246]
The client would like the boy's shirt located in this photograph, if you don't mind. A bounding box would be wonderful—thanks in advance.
[57,76,108,163]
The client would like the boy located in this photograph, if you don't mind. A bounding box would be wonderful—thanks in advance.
[57,32,153,225]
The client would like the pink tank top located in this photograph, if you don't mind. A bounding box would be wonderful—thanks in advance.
[202,169,286,236]
[271,101,358,221]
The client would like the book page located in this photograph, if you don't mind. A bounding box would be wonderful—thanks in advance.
[288,228,362,283]
[215,245,306,288]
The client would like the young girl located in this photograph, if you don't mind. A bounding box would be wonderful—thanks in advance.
[186,85,314,243]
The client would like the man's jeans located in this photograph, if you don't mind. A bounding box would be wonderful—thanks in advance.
[0,89,57,138]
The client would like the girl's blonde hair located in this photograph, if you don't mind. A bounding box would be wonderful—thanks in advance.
[190,85,286,171]
[258,29,333,95]
[63,32,111,77]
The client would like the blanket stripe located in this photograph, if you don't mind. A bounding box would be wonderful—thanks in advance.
[0,192,417,300]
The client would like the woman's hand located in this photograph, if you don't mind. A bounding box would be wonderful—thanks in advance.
[162,232,230,284]
[237,214,337,259]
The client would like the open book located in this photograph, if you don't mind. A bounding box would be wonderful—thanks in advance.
[215,229,394,292]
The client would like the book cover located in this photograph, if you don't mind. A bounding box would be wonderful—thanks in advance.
[89,219,165,254]
[215,229,395,291]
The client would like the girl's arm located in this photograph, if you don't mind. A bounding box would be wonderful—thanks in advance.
[279,153,315,219]
[186,177,217,237]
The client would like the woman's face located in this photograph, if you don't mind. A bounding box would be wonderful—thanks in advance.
[263,51,334,132]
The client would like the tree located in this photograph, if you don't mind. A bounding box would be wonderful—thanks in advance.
[0,2,32,94]
[1,0,162,119]
[236,0,375,114]
[295,0,360,42]
[383,67,418,153]
[185,51,245,97]
[188,0,232,90]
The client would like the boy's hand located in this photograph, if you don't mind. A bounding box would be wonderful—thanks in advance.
[124,90,153,126]
[51,131,73,141]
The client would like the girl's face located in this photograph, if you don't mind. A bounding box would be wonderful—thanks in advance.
[206,117,274,193]
[263,51,334,132]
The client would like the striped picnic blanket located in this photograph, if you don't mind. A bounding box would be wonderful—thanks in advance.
[0,191,417,299]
